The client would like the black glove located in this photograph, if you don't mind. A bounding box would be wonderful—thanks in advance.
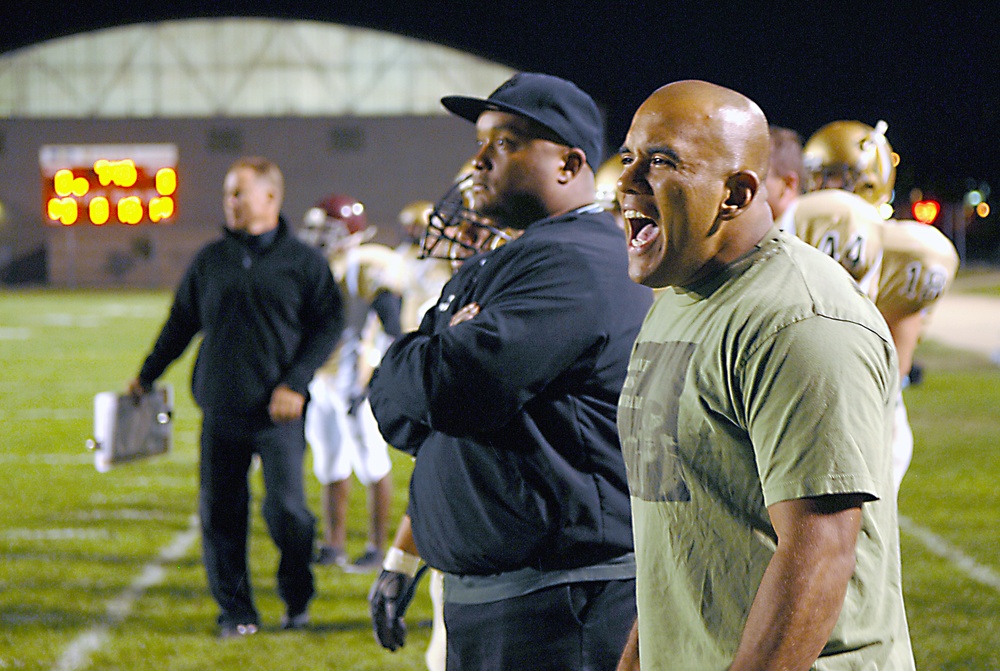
[368,565,428,651]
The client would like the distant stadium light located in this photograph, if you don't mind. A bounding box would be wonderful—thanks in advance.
[912,199,941,224]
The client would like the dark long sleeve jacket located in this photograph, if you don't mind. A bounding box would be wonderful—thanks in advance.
[368,207,652,575]
[139,218,343,429]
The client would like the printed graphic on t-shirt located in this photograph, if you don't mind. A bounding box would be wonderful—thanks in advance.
[619,340,693,502]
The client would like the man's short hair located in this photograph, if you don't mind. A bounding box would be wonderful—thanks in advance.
[768,126,806,194]
[228,156,284,199]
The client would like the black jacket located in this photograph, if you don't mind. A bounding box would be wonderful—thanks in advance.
[139,218,343,429]
[369,207,652,575]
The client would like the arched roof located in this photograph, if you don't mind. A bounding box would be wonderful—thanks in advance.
[0,17,515,118]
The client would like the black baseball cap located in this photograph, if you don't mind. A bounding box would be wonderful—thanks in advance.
[441,72,605,170]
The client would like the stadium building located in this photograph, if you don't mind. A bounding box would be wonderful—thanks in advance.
[0,18,515,286]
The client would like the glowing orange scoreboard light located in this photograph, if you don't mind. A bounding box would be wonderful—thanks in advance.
[40,144,178,226]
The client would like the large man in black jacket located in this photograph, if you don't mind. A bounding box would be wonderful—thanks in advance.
[368,73,652,670]
[129,157,343,638]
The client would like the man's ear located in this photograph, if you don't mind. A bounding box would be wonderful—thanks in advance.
[557,149,587,183]
[720,171,760,219]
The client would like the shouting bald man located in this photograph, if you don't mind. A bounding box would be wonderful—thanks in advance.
[614,81,914,670]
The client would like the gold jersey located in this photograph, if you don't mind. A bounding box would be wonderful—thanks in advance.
[876,221,959,324]
[318,243,409,382]
[396,242,454,333]
[793,189,885,299]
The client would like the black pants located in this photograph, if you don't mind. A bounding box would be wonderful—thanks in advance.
[444,578,636,671]
[199,416,316,626]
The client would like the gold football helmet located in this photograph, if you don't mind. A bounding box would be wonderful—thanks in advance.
[595,154,624,213]
[421,159,515,263]
[802,120,898,207]
[398,200,434,243]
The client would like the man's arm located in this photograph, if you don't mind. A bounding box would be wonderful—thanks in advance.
[364,299,475,454]
[133,258,204,393]
[369,246,603,437]
[728,494,864,671]
[616,619,640,671]
[883,310,924,380]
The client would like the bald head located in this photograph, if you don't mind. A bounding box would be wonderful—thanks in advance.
[618,80,775,288]
[643,80,770,176]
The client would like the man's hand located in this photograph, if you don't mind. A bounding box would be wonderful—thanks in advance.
[127,378,151,404]
[449,302,480,327]
[268,384,305,422]
[368,566,427,651]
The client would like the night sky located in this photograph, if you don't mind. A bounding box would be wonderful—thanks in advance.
[3,1,998,201]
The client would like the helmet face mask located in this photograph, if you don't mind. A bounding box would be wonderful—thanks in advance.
[421,173,514,263]
[803,120,897,207]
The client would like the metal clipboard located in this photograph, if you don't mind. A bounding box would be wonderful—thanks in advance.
[86,384,173,472]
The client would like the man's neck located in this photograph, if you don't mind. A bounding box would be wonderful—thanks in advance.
[230,218,280,236]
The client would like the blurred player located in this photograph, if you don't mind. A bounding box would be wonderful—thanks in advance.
[798,119,959,489]
[765,125,807,232]
[876,220,959,487]
[395,199,455,332]
[595,154,626,230]
[299,193,406,571]
[794,120,891,299]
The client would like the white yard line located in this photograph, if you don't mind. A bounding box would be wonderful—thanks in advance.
[899,515,1000,592]
[3,529,111,541]
[51,515,200,671]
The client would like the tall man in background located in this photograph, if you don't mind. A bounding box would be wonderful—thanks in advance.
[615,80,912,670]
[129,156,343,638]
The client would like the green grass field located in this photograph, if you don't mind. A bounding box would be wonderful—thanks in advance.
[2,285,998,670]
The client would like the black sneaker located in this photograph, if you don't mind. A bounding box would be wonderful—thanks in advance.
[218,622,258,639]
[315,545,348,566]
[343,548,384,574]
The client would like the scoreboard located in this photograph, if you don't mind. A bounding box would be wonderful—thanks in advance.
[40,144,178,226]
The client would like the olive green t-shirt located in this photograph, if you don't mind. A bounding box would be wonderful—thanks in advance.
[619,230,914,670]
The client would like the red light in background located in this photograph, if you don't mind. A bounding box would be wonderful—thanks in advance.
[912,199,941,224]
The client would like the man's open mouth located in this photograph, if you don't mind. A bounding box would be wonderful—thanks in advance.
[623,210,660,249]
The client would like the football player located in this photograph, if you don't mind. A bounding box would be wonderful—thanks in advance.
[299,193,407,571]
[794,120,893,299]
[595,154,626,230]
[765,125,807,233]
[395,199,453,332]
[796,120,959,490]
[876,220,959,488]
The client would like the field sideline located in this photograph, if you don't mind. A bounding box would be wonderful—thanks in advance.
[1,285,998,670]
